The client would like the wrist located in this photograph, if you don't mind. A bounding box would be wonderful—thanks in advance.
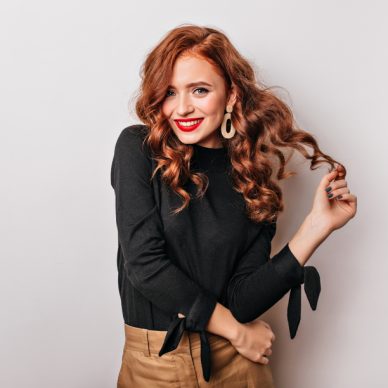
[206,303,244,342]
[288,213,331,266]
[226,320,244,343]
[306,211,333,238]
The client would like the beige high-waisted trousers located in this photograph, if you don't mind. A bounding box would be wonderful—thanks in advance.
[117,323,276,388]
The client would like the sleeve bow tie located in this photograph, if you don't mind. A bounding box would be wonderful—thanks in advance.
[287,265,321,338]
[158,315,212,382]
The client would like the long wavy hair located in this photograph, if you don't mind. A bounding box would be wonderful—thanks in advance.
[133,24,345,224]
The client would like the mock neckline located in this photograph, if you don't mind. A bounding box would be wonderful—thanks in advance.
[193,143,227,152]
[191,143,229,173]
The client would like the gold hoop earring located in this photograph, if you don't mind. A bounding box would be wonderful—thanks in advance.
[221,105,236,139]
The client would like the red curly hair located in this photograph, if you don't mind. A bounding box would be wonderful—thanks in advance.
[132,23,345,224]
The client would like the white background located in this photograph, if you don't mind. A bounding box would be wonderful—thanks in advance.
[1,1,386,387]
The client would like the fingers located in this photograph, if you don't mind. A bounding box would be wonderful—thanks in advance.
[325,177,357,204]
[252,320,276,365]
[260,320,276,341]
[325,179,348,199]
[262,322,276,341]
[326,178,347,190]
[258,355,270,365]
[261,334,275,364]
[257,354,271,364]
[327,186,349,200]
[321,164,346,189]
[335,193,357,204]
[335,164,346,179]
[257,347,273,364]
[320,169,339,189]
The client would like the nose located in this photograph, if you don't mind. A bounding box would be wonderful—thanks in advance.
[176,93,194,116]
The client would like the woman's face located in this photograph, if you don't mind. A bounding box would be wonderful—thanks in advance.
[161,54,236,149]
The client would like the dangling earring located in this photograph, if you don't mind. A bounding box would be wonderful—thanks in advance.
[221,104,236,139]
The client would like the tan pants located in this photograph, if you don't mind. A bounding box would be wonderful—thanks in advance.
[117,323,275,388]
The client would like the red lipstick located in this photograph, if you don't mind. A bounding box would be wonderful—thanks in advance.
[174,118,204,132]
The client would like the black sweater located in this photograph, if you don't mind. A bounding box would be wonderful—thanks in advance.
[110,124,321,382]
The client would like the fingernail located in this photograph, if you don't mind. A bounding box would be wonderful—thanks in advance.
[328,193,333,198]
[338,195,342,199]
[325,186,332,192]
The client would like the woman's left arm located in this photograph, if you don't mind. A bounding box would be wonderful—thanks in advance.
[225,164,357,338]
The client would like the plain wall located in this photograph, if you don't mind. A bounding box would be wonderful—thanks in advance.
[1,0,386,387]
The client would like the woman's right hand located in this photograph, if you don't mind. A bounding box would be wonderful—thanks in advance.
[229,319,275,364]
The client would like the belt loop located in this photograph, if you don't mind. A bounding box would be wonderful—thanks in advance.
[144,329,151,357]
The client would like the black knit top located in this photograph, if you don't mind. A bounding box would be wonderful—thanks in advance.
[110,124,321,382]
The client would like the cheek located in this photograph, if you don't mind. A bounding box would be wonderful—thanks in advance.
[162,95,180,111]
[161,101,170,116]
[199,95,224,116]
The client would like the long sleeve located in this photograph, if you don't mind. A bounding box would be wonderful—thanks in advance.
[111,125,217,381]
[226,221,321,338]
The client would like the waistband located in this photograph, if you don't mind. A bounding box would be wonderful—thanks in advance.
[123,323,228,356]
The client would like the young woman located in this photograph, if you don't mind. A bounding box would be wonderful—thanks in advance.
[111,24,357,387]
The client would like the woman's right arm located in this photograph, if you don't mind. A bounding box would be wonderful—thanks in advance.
[111,125,217,331]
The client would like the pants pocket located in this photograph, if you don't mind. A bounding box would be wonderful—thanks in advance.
[117,346,180,388]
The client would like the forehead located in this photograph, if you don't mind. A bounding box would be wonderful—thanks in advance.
[169,55,224,87]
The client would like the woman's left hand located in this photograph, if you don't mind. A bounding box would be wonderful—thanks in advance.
[309,164,357,234]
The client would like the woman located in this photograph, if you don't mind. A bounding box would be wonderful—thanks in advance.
[111,24,357,387]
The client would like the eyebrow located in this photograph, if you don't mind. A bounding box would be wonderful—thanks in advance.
[167,81,213,88]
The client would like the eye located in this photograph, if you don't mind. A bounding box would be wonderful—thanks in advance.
[165,89,175,97]
[165,87,209,98]
[194,87,209,95]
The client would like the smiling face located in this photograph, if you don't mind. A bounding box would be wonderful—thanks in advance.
[161,54,237,149]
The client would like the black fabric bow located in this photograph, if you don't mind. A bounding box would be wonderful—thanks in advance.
[287,265,321,338]
[159,315,212,382]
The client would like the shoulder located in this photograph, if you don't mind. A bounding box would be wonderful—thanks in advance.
[115,124,150,152]
[113,124,152,161]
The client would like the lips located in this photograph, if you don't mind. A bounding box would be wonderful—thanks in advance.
[174,118,204,132]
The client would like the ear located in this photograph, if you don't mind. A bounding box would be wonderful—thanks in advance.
[227,84,238,107]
